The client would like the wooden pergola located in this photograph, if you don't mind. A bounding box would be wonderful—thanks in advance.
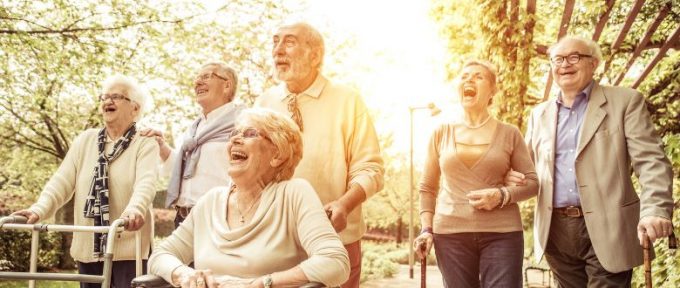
[529,0,679,100]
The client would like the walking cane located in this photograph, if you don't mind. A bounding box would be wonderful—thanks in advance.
[419,243,427,288]
[643,230,677,288]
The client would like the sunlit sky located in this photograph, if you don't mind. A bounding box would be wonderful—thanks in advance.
[278,0,461,163]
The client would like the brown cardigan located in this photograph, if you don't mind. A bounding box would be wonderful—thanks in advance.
[419,122,538,233]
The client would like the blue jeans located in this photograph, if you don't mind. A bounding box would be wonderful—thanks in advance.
[433,231,524,288]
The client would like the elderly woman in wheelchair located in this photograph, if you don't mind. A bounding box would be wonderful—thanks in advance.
[148,108,349,288]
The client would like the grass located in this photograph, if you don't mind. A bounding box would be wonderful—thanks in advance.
[0,281,78,288]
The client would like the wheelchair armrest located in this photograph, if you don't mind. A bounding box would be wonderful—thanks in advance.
[131,274,174,288]
[299,282,326,288]
[130,274,327,288]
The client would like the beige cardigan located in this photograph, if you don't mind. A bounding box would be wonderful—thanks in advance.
[29,129,159,262]
[419,122,538,233]
[149,179,350,287]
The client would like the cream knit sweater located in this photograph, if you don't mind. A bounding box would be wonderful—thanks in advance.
[29,129,159,262]
[149,179,350,287]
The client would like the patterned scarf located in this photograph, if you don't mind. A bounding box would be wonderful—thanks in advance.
[83,123,136,258]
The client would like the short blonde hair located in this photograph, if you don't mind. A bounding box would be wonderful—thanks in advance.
[462,59,498,88]
[461,59,498,105]
[238,108,303,183]
[101,75,149,121]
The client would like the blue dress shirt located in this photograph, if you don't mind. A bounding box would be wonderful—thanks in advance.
[553,82,593,208]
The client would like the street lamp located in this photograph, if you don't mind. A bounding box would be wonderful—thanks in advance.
[408,102,440,279]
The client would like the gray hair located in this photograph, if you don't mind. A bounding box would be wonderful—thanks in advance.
[201,62,238,101]
[238,108,303,183]
[101,74,148,121]
[549,36,603,65]
[281,22,325,69]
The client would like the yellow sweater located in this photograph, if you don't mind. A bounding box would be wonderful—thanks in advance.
[256,74,384,244]
[29,129,159,262]
[149,179,350,287]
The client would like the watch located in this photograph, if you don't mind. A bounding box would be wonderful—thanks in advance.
[262,274,273,288]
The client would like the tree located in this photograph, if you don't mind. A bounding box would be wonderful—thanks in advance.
[0,0,296,268]
[431,0,679,285]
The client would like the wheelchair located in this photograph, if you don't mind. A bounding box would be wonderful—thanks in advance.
[131,274,326,287]
[0,215,143,288]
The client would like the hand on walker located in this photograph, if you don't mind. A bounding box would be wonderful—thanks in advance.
[414,232,433,261]
[504,169,526,187]
[10,209,40,224]
[121,211,145,231]
[637,216,673,246]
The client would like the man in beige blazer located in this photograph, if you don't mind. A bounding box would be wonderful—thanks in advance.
[511,36,674,287]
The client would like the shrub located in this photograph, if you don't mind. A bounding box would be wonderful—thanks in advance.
[360,240,437,282]
[0,230,62,271]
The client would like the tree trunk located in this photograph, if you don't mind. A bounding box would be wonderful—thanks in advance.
[396,217,403,244]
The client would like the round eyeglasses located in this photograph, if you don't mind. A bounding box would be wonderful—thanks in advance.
[550,53,592,66]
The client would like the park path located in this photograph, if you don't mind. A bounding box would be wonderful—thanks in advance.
[362,264,443,288]
[362,263,552,287]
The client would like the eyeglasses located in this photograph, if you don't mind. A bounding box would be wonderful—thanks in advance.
[99,93,131,102]
[230,127,269,140]
[550,53,592,66]
[195,72,228,83]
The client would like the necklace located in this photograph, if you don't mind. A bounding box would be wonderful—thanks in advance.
[231,185,263,224]
[463,115,492,129]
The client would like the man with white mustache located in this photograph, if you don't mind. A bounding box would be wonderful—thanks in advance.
[256,22,384,288]
[508,36,674,287]
[142,62,244,228]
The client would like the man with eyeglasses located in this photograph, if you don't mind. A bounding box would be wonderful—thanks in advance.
[141,62,244,228]
[255,22,384,288]
[506,36,673,287]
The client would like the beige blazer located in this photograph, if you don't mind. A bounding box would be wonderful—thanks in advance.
[526,82,673,273]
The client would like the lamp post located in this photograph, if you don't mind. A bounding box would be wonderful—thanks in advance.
[408,103,441,279]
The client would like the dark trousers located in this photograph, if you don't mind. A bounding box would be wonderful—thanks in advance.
[174,210,187,228]
[340,240,362,288]
[433,231,524,288]
[77,260,147,288]
[544,212,632,288]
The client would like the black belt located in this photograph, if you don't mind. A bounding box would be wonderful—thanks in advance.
[554,206,583,218]
[175,206,192,218]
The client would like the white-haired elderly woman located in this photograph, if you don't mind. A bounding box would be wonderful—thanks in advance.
[413,60,538,287]
[12,75,159,287]
[149,108,349,288]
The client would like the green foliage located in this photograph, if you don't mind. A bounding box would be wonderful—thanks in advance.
[360,241,437,283]
[432,0,680,286]
[360,241,401,282]
[0,281,77,288]
[0,230,62,272]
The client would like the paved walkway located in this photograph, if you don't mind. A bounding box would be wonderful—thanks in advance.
[362,264,443,288]
[362,264,553,287]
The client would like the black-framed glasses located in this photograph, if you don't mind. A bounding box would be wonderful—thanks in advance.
[230,127,269,140]
[99,93,131,102]
[550,53,592,66]
[195,72,228,82]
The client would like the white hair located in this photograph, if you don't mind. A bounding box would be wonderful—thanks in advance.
[549,36,603,65]
[101,74,149,121]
